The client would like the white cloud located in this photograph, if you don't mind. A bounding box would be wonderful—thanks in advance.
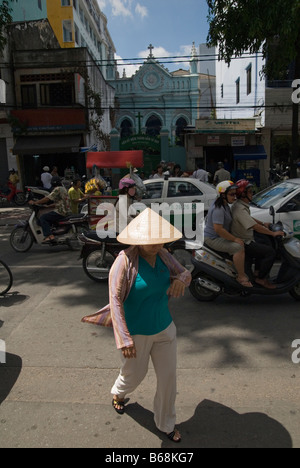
[97,0,106,10]
[110,0,133,18]
[115,54,140,78]
[99,0,148,19]
[135,3,148,19]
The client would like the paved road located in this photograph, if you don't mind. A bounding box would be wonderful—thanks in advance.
[0,223,300,448]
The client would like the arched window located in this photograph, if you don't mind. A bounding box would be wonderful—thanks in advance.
[120,119,133,138]
[175,117,188,146]
[146,115,162,137]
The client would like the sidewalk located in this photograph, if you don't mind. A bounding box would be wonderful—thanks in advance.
[0,205,30,227]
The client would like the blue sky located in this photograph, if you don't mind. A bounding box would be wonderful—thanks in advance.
[97,0,210,76]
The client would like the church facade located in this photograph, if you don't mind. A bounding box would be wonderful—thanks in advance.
[108,44,215,172]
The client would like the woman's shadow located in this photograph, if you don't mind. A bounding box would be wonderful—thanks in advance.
[0,353,22,406]
[126,399,292,448]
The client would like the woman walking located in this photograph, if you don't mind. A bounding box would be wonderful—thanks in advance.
[82,208,191,443]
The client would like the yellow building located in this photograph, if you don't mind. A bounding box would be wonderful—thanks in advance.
[47,0,75,49]
[45,0,116,80]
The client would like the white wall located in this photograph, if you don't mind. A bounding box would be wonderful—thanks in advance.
[216,48,266,126]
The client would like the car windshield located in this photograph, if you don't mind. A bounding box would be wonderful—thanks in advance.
[252,182,299,209]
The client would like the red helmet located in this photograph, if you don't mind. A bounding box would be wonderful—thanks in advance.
[236,179,254,198]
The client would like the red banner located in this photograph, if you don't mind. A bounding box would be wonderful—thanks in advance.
[86,150,144,169]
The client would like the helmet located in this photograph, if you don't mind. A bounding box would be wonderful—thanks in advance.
[235,179,254,198]
[51,176,62,187]
[216,180,237,197]
[119,178,136,190]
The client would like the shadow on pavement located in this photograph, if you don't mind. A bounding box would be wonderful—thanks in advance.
[0,353,22,406]
[126,400,293,448]
[0,292,29,308]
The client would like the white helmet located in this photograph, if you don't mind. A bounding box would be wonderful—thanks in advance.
[216,180,237,197]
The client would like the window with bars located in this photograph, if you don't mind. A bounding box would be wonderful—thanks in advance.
[40,83,74,106]
[21,85,37,108]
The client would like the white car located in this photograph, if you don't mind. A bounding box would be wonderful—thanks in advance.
[250,179,300,239]
[141,177,217,213]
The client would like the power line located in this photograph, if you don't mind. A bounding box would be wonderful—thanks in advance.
[0,52,265,69]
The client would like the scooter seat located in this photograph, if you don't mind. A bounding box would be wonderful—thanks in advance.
[82,230,119,244]
[63,213,86,221]
[203,243,233,261]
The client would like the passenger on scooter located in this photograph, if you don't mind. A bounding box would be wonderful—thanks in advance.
[29,176,71,243]
[204,181,253,288]
[231,179,285,289]
[115,178,137,234]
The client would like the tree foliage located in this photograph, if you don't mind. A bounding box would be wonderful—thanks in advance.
[207,0,300,79]
[0,0,12,56]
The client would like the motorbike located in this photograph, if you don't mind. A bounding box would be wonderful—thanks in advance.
[78,230,199,283]
[10,205,89,253]
[268,166,290,186]
[0,181,27,206]
[189,206,300,302]
[24,186,51,202]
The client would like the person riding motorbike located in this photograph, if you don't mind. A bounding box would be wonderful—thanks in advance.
[231,179,285,289]
[115,178,137,234]
[204,181,253,288]
[29,176,71,243]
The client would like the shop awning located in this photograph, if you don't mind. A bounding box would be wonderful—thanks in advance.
[233,145,268,161]
[13,135,82,155]
[86,150,144,169]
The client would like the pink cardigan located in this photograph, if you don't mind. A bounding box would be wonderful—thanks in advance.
[82,246,192,349]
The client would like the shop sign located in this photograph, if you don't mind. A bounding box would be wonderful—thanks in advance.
[232,136,246,147]
[207,136,220,145]
[196,119,256,134]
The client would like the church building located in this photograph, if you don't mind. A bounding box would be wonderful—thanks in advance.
[108,44,215,173]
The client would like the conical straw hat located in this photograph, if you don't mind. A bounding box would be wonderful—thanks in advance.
[117,207,183,245]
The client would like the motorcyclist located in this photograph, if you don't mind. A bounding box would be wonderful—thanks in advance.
[231,179,285,289]
[115,178,137,234]
[29,176,71,242]
[204,181,253,288]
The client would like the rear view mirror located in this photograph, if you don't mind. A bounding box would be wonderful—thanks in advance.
[269,206,275,223]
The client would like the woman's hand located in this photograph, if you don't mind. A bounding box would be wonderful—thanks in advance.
[121,345,137,359]
[167,279,186,298]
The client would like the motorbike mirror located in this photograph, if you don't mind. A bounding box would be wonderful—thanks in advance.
[269,206,275,224]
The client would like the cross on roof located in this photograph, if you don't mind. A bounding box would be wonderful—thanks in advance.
[148,44,154,58]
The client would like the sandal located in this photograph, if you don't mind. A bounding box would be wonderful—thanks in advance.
[112,398,125,415]
[237,277,253,288]
[166,428,181,443]
[43,235,55,243]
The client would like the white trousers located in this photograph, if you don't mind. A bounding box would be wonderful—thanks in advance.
[111,322,177,434]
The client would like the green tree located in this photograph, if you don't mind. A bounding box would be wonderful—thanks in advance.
[0,0,12,56]
[207,0,300,175]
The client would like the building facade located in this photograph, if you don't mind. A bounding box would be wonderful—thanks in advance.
[108,44,215,173]
[186,47,300,187]
[0,19,115,187]
[4,0,116,80]
[0,0,116,187]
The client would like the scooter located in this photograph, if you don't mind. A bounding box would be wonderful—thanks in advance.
[0,181,27,206]
[189,207,300,302]
[10,205,89,252]
[79,230,199,283]
[25,186,51,202]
